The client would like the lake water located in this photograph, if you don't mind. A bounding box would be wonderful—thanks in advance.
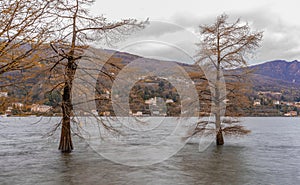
[0,117,299,184]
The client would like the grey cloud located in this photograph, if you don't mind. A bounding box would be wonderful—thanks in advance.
[169,10,300,64]
[112,9,300,65]
[170,12,201,28]
[240,10,300,62]
[132,21,183,38]
[116,21,199,64]
[120,40,197,64]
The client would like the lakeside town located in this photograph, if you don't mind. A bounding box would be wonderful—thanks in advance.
[0,91,53,116]
[249,91,300,117]
[1,90,300,117]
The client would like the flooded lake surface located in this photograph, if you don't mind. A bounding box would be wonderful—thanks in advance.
[0,117,300,184]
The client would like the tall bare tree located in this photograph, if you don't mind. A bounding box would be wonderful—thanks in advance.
[48,0,147,152]
[196,14,263,145]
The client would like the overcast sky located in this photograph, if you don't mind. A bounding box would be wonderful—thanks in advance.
[90,0,300,65]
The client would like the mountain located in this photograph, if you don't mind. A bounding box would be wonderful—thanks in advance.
[107,51,300,89]
[247,60,300,96]
[104,51,300,101]
[250,60,300,83]
[3,46,300,105]
[99,50,300,97]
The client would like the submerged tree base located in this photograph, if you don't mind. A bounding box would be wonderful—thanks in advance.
[58,120,73,153]
[59,136,73,153]
[216,129,224,145]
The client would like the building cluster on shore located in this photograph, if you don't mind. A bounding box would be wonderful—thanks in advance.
[2,89,300,117]
[1,102,52,117]
[1,91,54,116]
[251,91,300,117]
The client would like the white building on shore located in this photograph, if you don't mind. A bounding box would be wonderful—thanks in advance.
[31,104,52,113]
[0,92,8,98]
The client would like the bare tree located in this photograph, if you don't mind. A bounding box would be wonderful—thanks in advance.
[0,0,55,118]
[0,0,51,77]
[196,14,263,145]
[47,0,147,152]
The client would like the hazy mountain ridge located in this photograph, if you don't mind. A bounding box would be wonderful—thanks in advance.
[109,51,300,90]
[248,60,300,93]
[2,48,300,103]
[108,51,300,101]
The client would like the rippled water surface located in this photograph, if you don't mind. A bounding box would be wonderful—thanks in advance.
[0,117,300,184]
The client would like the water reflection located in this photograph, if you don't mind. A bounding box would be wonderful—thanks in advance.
[52,141,251,185]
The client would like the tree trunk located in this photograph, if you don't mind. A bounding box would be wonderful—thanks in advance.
[215,64,224,145]
[215,110,224,145]
[58,113,73,152]
[58,61,76,153]
[216,128,224,145]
